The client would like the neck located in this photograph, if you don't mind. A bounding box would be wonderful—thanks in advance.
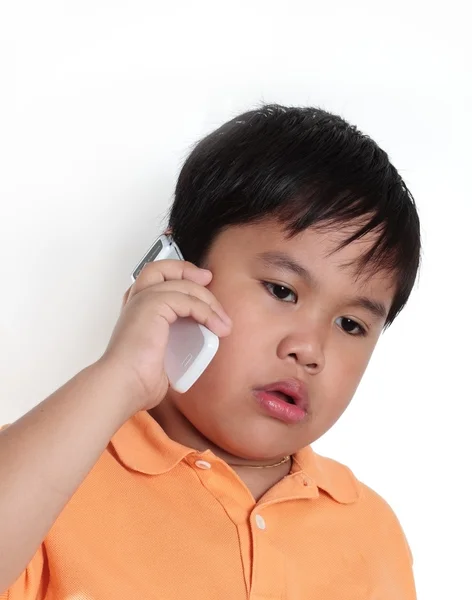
[148,400,292,501]
[229,459,292,501]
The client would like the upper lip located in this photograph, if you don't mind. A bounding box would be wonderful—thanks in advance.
[256,379,309,412]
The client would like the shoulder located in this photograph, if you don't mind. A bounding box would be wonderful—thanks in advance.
[309,450,413,563]
[348,464,414,565]
[363,480,413,558]
[312,449,406,516]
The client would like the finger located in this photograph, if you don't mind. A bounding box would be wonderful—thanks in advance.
[143,279,231,325]
[148,290,232,338]
[128,260,212,302]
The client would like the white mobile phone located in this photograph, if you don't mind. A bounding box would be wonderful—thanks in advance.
[131,234,219,393]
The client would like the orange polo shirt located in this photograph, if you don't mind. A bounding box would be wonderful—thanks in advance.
[1,410,416,599]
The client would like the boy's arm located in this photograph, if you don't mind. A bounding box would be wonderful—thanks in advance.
[0,359,137,593]
[0,259,230,594]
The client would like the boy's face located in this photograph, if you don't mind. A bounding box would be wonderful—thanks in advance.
[159,220,396,460]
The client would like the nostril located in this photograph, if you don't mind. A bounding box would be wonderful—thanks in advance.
[287,353,318,371]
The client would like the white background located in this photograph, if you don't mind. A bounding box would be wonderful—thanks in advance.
[1,1,470,597]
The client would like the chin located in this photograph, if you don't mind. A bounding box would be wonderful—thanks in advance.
[178,397,306,459]
[204,423,299,461]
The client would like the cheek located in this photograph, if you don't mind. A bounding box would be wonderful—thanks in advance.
[334,343,370,378]
[212,300,267,364]
[321,340,376,408]
[212,279,267,335]
[204,283,273,375]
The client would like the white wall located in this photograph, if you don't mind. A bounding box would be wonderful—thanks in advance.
[1,1,470,597]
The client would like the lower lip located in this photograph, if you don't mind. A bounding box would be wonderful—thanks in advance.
[253,390,307,424]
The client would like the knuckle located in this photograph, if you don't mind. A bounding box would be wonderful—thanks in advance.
[136,264,164,285]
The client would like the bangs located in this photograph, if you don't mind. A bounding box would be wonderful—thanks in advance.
[170,104,421,326]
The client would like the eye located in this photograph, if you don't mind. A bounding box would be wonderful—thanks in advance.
[262,282,297,303]
[335,316,367,337]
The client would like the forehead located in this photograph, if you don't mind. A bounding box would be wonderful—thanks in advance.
[211,220,397,300]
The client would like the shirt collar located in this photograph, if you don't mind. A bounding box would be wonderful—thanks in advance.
[110,410,360,504]
[111,410,195,475]
[291,445,361,504]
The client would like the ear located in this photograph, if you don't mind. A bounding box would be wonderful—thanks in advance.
[164,227,172,235]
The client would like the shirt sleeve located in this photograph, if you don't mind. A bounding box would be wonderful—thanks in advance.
[0,545,47,600]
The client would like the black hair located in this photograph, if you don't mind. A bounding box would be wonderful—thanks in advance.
[167,104,421,327]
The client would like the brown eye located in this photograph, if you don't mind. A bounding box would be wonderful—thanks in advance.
[336,317,367,336]
[263,282,297,303]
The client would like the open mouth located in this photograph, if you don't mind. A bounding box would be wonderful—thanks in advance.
[268,391,296,405]
[253,386,307,424]
[253,379,309,424]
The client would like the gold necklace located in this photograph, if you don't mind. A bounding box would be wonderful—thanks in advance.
[229,455,291,469]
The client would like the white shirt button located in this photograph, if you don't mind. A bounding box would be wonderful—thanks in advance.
[195,460,212,470]
[255,514,266,530]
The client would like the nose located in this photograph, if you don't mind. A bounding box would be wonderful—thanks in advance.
[277,329,326,374]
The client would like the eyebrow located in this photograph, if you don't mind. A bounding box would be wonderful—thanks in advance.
[345,296,388,321]
[255,250,388,321]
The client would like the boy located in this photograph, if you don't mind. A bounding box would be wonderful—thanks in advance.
[0,104,420,599]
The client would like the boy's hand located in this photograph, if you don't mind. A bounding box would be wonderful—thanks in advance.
[98,261,232,414]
